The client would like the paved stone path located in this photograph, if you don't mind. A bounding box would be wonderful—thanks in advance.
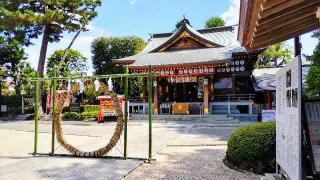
[0,120,259,179]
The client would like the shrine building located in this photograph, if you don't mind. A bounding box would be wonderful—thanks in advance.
[113,19,263,116]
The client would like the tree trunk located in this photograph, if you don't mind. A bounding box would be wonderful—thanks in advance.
[37,25,50,117]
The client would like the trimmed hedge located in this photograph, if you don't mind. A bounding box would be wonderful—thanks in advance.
[62,111,99,120]
[62,112,83,120]
[81,111,99,119]
[226,121,276,174]
[0,95,21,107]
[81,105,100,112]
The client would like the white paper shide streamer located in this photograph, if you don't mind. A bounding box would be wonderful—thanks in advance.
[77,80,85,93]
[94,79,100,91]
[108,78,113,91]
[67,79,71,92]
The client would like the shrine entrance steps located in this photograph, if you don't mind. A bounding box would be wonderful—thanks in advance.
[130,114,240,124]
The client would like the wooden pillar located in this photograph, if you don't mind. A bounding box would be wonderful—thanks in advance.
[317,7,320,22]
[203,78,209,114]
[294,36,301,57]
[143,77,147,102]
[267,91,272,110]
[153,78,159,114]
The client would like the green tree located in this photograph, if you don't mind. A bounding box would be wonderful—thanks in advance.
[46,49,87,77]
[0,36,25,78]
[305,30,320,98]
[0,0,101,111]
[0,1,101,78]
[257,43,292,67]
[14,60,37,95]
[305,66,320,97]
[91,36,146,96]
[0,35,27,95]
[205,16,225,28]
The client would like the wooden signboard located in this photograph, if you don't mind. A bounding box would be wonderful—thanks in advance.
[276,56,302,180]
[172,103,189,115]
[305,101,320,173]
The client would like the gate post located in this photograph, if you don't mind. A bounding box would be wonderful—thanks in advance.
[148,65,153,159]
[124,66,129,158]
[33,80,40,154]
[51,66,57,155]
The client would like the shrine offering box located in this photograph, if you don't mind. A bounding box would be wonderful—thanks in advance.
[172,103,189,115]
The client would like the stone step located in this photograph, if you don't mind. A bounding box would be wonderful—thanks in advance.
[41,115,51,121]
[15,114,33,120]
[129,114,239,123]
[260,174,281,180]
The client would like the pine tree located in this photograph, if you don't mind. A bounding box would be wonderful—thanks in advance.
[0,0,101,113]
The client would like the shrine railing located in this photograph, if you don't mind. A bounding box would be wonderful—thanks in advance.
[214,94,254,102]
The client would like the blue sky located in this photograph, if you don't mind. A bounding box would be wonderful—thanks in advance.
[25,0,318,74]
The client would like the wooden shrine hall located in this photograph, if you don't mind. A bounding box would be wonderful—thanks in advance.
[113,19,262,115]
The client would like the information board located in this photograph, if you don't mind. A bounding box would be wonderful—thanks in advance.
[305,101,320,173]
[262,110,276,122]
[276,56,302,180]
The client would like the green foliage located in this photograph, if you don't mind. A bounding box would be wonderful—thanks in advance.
[83,80,100,97]
[91,36,146,94]
[14,60,37,95]
[62,111,98,120]
[305,31,320,98]
[205,16,225,28]
[62,112,83,121]
[175,21,183,30]
[306,66,320,97]
[91,36,146,75]
[257,43,292,67]
[312,30,320,40]
[0,95,21,107]
[46,49,87,77]
[81,105,100,112]
[129,77,143,98]
[174,18,190,31]
[226,122,276,174]
[0,36,25,83]
[81,111,99,119]
[0,0,102,45]
[0,1,101,109]
[308,43,320,66]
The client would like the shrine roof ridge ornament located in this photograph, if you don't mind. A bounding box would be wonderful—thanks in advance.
[150,19,224,52]
[152,26,235,38]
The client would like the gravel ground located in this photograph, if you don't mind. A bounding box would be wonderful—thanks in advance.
[124,145,260,180]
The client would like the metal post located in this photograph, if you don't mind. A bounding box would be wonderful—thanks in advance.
[33,80,40,154]
[124,66,129,158]
[148,65,153,159]
[51,66,57,155]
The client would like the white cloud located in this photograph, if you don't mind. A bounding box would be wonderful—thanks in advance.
[129,0,139,5]
[25,25,110,75]
[221,0,240,25]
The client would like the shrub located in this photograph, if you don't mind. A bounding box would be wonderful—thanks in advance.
[0,95,21,107]
[81,111,99,119]
[81,105,100,112]
[226,121,276,174]
[62,112,83,121]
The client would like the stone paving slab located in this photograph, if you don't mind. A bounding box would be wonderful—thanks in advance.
[0,120,253,179]
[124,146,260,180]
